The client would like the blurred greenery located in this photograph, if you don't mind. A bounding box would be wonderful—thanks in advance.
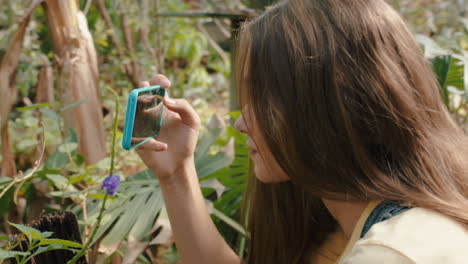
[0,0,466,263]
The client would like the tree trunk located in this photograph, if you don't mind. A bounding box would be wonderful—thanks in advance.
[35,63,54,104]
[0,0,42,177]
[42,0,106,164]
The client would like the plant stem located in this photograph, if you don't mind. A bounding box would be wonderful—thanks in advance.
[67,87,119,263]
[66,191,109,264]
[106,87,119,177]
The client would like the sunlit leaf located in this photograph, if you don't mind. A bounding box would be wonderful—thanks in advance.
[17,103,53,112]
[45,152,69,169]
[8,222,43,243]
[0,248,29,259]
[58,142,78,153]
[37,239,83,248]
[59,99,90,112]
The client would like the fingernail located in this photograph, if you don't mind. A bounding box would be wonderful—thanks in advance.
[161,79,170,88]
[165,98,176,104]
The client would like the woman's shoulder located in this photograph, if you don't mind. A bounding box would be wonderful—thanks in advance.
[341,207,468,264]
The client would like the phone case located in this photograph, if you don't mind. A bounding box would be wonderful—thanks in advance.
[122,85,166,150]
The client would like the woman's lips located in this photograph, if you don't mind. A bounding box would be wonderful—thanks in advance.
[250,149,258,156]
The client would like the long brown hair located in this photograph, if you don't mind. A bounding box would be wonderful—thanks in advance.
[237,0,468,263]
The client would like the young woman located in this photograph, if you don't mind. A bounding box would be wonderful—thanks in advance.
[136,0,468,263]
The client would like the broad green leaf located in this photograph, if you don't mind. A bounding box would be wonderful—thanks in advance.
[128,189,164,240]
[207,201,246,237]
[196,152,234,178]
[200,178,226,198]
[8,222,43,243]
[101,191,151,247]
[126,169,156,181]
[37,239,83,248]
[195,114,226,161]
[0,248,29,259]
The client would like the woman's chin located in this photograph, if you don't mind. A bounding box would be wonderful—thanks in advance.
[253,163,290,183]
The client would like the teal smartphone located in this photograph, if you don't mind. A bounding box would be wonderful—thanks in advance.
[122,85,166,150]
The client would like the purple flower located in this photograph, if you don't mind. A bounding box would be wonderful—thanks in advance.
[101,174,120,195]
[9,234,17,240]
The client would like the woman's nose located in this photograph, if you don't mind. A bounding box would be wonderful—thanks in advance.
[235,114,248,134]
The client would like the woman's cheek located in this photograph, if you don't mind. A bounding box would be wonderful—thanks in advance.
[253,155,290,183]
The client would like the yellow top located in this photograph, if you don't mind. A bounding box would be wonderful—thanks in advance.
[340,207,468,263]
[310,200,382,264]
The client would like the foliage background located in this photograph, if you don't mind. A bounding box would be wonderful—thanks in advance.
[0,0,466,263]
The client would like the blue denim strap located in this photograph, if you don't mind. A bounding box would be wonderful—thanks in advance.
[360,200,413,239]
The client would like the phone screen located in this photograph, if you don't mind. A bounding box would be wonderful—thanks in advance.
[130,88,165,148]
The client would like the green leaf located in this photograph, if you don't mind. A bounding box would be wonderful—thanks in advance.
[416,34,450,58]
[195,114,226,160]
[0,177,12,185]
[101,191,152,247]
[32,244,78,258]
[46,174,69,188]
[37,239,83,248]
[208,201,246,237]
[0,248,29,259]
[41,231,53,238]
[446,56,465,92]
[196,151,234,179]
[228,111,241,120]
[17,139,37,150]
[126,169,156,181]
[66,128,79,144]
[200,178,226,198]
[17,103,53,112]
[0,187,13,217]
[95,157,111,171]
[452,54,468,96]
[128,190,164,240]
[59,99,90,112]
[45,152,69,169]
[68,173,87,184]
[88,193,110,200]
[39,108,62,122]
[8,222,44,243]
[58,142,78,153]
[430,55,452,106]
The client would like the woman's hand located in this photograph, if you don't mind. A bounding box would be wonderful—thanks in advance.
[135,74,200,184]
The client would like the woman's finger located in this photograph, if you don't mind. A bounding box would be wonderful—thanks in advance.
[133,138,168,151]
[149,74,171,89]
[139,81,150,88]
[163,98,200,129]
